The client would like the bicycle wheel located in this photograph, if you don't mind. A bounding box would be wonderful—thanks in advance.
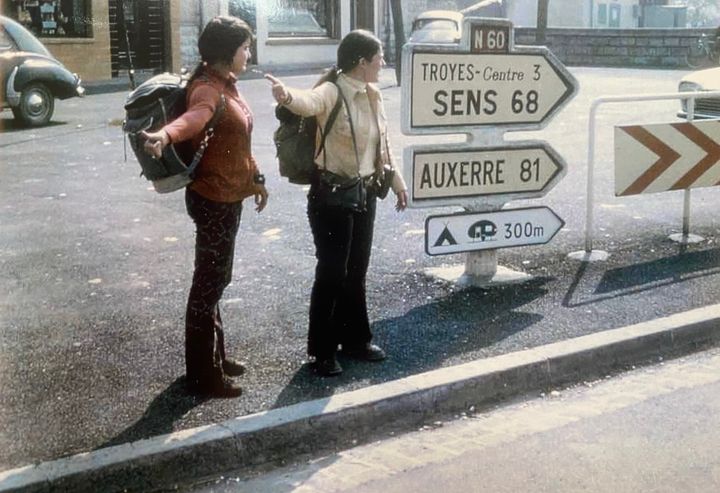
[712,49,720,66]
[685,44,705,69]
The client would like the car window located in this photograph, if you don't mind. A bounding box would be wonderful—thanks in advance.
[413,19,458,32]
[0,26,16,53]
[1,17,52,57]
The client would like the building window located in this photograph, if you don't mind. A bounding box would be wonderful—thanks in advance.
[598,4,608,25]
[229,0,256,30]
[609,4,621,27]
[267,0,339,38]
[8,0,92,38]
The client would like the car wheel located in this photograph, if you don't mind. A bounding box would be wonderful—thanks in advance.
[12,83,55,126]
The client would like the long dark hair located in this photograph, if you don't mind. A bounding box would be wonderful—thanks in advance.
[189,16,254,82]
[315,29,382,87]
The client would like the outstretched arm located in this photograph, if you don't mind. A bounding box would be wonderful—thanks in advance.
[265,73,291,105]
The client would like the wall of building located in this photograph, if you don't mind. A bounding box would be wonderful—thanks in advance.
[643,6,687,28]
[515,27,715,68]
[41,0,112,81]
[547,1,588,28]
[167,0,183,73]
[179,1,201,69]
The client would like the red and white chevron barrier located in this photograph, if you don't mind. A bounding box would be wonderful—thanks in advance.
[615,120,720,196]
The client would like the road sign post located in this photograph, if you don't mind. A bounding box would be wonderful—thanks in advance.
[400,17,578,286]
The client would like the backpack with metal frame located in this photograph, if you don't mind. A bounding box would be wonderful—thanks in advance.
[123,73,225,193]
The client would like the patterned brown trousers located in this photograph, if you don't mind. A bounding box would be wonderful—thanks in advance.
[184,189,242,387]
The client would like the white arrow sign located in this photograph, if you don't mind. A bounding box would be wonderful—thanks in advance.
[402,48,577,135]
[425,207,564,256]
[407,142,565,207]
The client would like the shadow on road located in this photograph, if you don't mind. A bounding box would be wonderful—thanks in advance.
[95,377,205,450]
[596,247,720,293]
[271,277,550,410]
[0,118,65,133]
[563,247,720,308]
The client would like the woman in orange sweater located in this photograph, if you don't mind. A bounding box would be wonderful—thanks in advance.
[142,16,268,398]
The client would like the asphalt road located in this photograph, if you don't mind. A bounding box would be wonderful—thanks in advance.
[2,66,720,472]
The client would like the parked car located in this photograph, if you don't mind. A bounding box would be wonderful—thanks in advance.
[0,15,84,126]
[408,10,463,44]
[678,66,720,119]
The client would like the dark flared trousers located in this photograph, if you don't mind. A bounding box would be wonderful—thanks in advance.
[184,189,242,386]
[307,188,377,360]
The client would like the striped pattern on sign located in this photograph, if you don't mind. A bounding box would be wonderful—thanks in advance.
[614,120,720,196]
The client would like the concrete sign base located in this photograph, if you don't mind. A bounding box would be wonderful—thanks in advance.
[425,264,532,287]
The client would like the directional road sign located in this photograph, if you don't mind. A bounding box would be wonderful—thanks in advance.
[407,52,575,130]
[425,207,564,256]
[401,18,578,135]
[615,120,720,196]
[406,141,566,207]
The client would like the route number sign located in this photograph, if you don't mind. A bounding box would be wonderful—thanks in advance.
[471,24,510,54]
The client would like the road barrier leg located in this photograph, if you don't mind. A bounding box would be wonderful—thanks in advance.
[669,98,704,245]
[669,189,704,244]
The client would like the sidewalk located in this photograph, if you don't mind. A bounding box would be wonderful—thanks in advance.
[221,345,720,493]
[2,305,719,492]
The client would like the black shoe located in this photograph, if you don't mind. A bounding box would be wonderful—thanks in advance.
[312,356,343,376]
[187,376,242,398]
[222,358,246,377]
[342,343,386,362]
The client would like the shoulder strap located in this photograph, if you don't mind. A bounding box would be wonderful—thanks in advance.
[367,92,387,175]
[315,85,343,164]
[334,84,361,176]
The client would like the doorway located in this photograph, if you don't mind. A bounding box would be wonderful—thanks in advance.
[353,0,374,31]
[109,0,167,77]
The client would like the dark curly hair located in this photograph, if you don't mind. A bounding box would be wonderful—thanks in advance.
[198,15,253,66]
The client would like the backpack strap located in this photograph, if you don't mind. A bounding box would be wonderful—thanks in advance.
[334,84,362,177]
[186,93,226,177]
[315,86,343,166]
[367,91,387,176]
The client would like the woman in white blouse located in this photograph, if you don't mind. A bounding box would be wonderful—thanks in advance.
[267,30,408,376]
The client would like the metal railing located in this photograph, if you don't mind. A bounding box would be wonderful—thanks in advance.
[576,90,720,259]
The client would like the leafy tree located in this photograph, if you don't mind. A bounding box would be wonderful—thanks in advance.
[683,0,720,27]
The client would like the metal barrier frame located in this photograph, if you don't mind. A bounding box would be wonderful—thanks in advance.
[572,90,720,261]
